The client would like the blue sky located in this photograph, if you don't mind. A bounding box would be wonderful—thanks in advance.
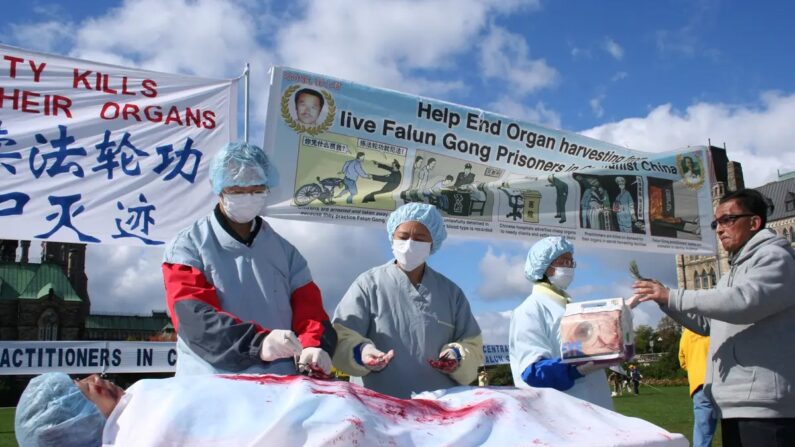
[5,0,795,344]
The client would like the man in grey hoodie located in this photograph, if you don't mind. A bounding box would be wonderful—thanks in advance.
[633,189,795,447]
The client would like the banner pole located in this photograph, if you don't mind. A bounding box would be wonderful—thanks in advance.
[244,63,250,143]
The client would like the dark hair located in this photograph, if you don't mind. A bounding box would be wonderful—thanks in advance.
[445,175,454,181]
[682,156,700,176]
[294,88,324,110]
[428,157,436,164]
[464,163,472,169]
[719,189,773,227]
[415,156,423,162]
[356,152,365,159]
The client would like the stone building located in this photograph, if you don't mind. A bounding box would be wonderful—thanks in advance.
[0,241,89,341]
[0,240,172,342]
[675,147,795,290]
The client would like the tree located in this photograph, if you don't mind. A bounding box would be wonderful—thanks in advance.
[633,325,653,353]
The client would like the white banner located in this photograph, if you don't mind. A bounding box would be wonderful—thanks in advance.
[263,67,716,254]
[0,341,176,374]
[483,344,510,366]
[0,44,237,246]
[0,341,513,374]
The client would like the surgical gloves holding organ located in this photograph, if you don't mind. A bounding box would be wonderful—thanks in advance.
[259,330,302,362]
[222,192,268,224]
[392,239,431,271]
[361,343,395,371]
[299,347,332,375]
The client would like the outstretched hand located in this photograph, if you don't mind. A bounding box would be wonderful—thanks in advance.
[631,280,670,306]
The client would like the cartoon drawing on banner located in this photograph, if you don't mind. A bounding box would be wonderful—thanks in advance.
[675,152,705,190]
[400,151,497,220]
[547,174,569,224]
[575,175,613,231]
[648,177,701,239]
[292,133,407,210]
[611,176,646,234]
[280,85,336,136]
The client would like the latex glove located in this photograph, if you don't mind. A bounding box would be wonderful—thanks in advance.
[576,361,609,376]
[259,329,302,362]
[298,347,332,377]
[361,344,395,371]
[429,348,460,374]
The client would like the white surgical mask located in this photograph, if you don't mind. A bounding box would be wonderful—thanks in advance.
[392,239,431,271]
[222,192,268,223]
[549,267,575,290]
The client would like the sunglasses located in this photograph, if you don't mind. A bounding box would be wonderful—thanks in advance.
[710,214,755,230]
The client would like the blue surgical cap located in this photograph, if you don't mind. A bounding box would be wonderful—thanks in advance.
[524,236,574,281]
[209,142,273,195]
[15,372,105,447]
[386,203,447,254]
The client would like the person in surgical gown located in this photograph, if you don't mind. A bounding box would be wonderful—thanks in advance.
[332,203,483,398]
[509,236,614,409]
[161,142,336,377]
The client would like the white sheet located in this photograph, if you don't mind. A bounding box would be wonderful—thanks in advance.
[103,374,687,447]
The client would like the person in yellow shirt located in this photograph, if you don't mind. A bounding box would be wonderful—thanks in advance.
[679,328,717,447]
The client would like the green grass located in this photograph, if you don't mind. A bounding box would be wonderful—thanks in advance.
[0,408,16,447]
[613,385,721,446]
[0,388,719,447]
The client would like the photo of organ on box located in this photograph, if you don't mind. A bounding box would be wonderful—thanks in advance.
[560,298,635,365]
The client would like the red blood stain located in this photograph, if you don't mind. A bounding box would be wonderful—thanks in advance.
[307,365,334,380]
[427,358,457,371]
[220,374,503,425]
[347,417,365,434]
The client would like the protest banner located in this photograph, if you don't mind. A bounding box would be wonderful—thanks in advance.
[264,67,716,254]
[0,44,237,246]
[0,341,511,374]
[0,341,176,374]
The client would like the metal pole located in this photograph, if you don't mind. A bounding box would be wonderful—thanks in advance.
[243,63,250,143]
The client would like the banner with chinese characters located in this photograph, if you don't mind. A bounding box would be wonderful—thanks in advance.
[263,66,716,254]
[0,44,237,246]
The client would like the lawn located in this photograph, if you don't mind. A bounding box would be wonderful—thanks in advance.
[0,408,15,447]
[613,385,721,446]
[0,387,718,446]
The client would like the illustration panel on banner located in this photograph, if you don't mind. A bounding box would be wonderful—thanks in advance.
[676,152,706,190]
[648,177,702,240]
[492,174,578,228]
[573,174,646,234]
[399,150,498,221]
[292,132,407,211]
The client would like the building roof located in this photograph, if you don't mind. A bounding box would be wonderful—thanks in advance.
[755,176,795,222]
[0,262,82,302]
[86,311,171,332]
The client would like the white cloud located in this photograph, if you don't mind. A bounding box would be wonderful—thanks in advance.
[10,21,75,53]
[86,245,166,314]
[589,94,605,118]
[602,37,624,60]
[475,310,513,345]
[581,91,795,187]
[274,0,518,96]
[488,97,561,129]
[479,25,558,95]
[611,71,628,82]
[476,247,532,300]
